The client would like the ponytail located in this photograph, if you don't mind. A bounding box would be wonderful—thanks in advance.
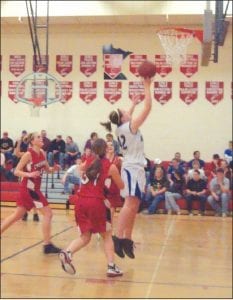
[86,158,101,181]
[23,132,36,145]
[100,109,122,132]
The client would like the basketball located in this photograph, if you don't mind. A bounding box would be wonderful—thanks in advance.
[138,60,156,78]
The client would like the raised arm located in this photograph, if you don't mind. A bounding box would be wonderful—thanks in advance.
[130,78,152,134]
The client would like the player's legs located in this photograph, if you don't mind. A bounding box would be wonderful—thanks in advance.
[1,206,26,233]
[100,230,123,277]
[39,205,61,253]
[59,231,92,275]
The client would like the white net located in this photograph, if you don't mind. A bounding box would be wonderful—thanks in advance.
[29,104,41,117]
[157,29,194,65]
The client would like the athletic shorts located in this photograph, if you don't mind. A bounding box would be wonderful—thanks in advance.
[75,196,111,234]
[121,166,146,200]
[17,187,48,211]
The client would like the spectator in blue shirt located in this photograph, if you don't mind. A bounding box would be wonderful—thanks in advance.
[188,151,205,169]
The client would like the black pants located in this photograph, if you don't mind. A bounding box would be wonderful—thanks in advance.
[185,195,206,212]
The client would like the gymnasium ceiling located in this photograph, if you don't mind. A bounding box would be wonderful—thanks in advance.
[1,1,232,27]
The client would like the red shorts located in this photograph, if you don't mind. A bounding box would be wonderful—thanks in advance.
[17,187,48,211]
[75,196,109,234]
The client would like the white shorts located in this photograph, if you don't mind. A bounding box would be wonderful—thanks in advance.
[121,166,146,200]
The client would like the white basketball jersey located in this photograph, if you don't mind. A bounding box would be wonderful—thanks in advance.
[115,122,145,168]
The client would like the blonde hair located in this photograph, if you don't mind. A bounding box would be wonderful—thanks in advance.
[23,132,37,145]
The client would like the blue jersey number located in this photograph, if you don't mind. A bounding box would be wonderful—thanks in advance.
[118,135,127,150]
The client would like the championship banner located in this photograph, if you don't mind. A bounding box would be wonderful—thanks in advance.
[205,81,224,105]
[180,54,198,78]
[104,54,123,79]
[8,81,25,103]
[80,81,97,104]
[180,81,198,104]
[129,54,147,77]
[80,55,97,77]
[154,81,172,105]
[129,81,145,102]
[56,55,72,77]
[104,81,122,104]
[33,55,49,72]
[9,55,25,77]
[55,81,73,103]
[155,55,172,77]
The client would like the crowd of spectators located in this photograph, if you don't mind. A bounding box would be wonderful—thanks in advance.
[1,130,232,216]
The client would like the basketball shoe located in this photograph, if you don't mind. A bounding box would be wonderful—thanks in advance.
[59,250,76,275]
[122,238,135,259]
[107,263,123,277]
[112,235,125,258]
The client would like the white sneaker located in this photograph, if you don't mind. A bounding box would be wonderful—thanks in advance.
[222,213,227,218]
[107,264,123,277]
[167,210,172,215]
[177,210,181,215]
[59,250,76,275]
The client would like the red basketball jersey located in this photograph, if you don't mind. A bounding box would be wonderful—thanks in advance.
[78,157,111,199]
[21,147,47,190]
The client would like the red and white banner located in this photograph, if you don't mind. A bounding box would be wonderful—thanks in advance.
[104,81,122,104]
[180,54,198,78]
[155,55,172,77]
[104,54,123,79]
[80,55,97,77]
[8,81,25,103]
[205,81,224,105]
[154,81,172,105]
[129,54,147,77]
[9,55,25,77]
[33,55,49,72]
[129,81,145,102]
[180,81,198,104]
[56,55,72,77]
[80,81,97,104]
[56,81,73,103]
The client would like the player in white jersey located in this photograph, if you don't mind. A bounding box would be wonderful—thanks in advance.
[101,77,152,259]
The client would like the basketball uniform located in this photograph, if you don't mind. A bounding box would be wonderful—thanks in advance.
[17,148,48,211]
[115,121,146,200]
[75,157,111,234]
[105,155,122,208]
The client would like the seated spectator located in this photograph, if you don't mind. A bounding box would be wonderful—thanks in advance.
[0,132,14,163]
[144,156,152,186]
[210,154,222,176]
[167,158,185,182]
[61,155,82,194]
[0,152,17,182]
[207,168,230,217]
[224,141,232,164]
[150,158,167,181]
[47,135,65,169]
[64,136,80,168]
[13,130,28,165]
[106,133,120,155]
[41,130,51,154]
[84,132,98,150]
[220,160,232,190]
[141,167,170,215]
[185,170,207,216]
[81,147,95,163]
[186,160,206,182]
[174,152,187,169]
[165,170,185,215]
[188,150,205,169]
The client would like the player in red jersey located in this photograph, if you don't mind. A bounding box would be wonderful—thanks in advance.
[1,132,61,254]
[105,140,123,227]
[59,139,124,277]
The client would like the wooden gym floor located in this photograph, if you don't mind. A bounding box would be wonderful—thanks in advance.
[1,206,232,299]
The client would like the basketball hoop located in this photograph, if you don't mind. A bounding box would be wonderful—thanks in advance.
[157,28,195,65]
[28,97,44,117]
